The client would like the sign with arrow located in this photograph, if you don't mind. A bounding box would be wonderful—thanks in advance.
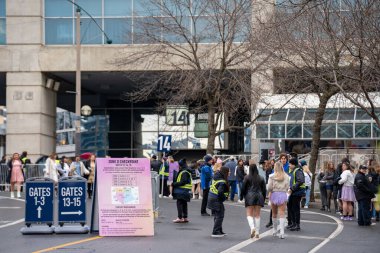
[58,177,86,224]
[25,179,54,225]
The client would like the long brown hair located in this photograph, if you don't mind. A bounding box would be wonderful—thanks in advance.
[220,166,230,191]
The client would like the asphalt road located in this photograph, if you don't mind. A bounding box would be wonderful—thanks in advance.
[0,192,379,253]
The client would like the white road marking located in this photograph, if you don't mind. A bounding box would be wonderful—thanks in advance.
[0,196,25,229]
[286,235,327,240]
[222,202,344,253]
[301,220,336,225]
[0,207,21,209]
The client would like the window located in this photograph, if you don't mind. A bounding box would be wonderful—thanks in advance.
[76,0,102,16]
[321,124,336,138]
[45,0,72,17]
[271,109,288,121]
[75,17,103,44]
[355,123,371,138]
[338,123,353,138]
[0,0,5,44]
[105,0,132,16]
[287,109,304,121]
[304,109,317,121]
[45,19,73,44]
[256,124,268,139]
[270,124,285,138]
[104,18,132,44]
[373,124,380,138]
[303,124,313,138]
[355,108,372,120]
[287,124,302,138]
[338,108,355,120]
[257,109,271,122]
[323,109,338,120]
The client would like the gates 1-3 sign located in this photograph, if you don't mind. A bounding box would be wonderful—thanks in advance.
[157,135,171,152]
[166,105,189,126]
[25,179,54,224]
[58,179,86,223]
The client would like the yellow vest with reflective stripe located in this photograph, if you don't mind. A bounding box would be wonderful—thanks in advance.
[21,157,28,164]
[177,170,192,190]
[210,179,229,197]
[159,163,169,177]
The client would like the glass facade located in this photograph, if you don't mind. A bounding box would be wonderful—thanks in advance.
[255,107,380,140]
[0,0,5,44]
[44,0,250,45]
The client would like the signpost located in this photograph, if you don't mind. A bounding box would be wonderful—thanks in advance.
[165,105,189,125]
[21,178,55,234]
[157,135,172,153]
[55,177,89,234]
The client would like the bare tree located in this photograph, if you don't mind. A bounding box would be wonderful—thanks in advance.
[114,0,273,154]
[255,0,364,199]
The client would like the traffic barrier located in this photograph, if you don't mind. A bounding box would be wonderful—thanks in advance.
[20,177,55,234]
[151,171,160,217]
[0,163,45,188]
[55,177,89,234]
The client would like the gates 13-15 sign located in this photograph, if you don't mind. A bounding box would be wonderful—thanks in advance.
[166,105,189,126]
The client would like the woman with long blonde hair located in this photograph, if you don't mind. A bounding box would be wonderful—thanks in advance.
[267,162,290,239]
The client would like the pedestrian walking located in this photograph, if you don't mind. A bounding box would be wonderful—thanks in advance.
[235,159,246,203]
[44,152,59,183]
[354,165,376,226]
[189,160,201,199]
[7,153,24,198]
[70,155,89,178]
[60,156,70,177]
[265,159,275,228]
[338,161,356,221]
[267,162,290,239]
[301,161,312,209]
[225,156,237,201]
[172,159,192,223]
[85,154,96,199]
[240,164,266,238]
[287,158,305,231]
[208,166,229,237]
[201,155,213,216]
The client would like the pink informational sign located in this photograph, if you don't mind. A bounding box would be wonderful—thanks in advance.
[96,158,154,236]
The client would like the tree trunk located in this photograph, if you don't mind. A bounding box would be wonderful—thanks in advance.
[309,93,334,202]
[206,101,217,155]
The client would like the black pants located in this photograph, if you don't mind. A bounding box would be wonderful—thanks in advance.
[358,199,372,226]
[177,199,188,219]
[269,209,273,224]
[201,188,209,214]
[288,195,302,225]
[87,183,93,198]
[160,178,169,196]
[319,184,327,208]
[213,202,225,234]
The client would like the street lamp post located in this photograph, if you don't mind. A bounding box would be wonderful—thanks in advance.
[67,1,112,156]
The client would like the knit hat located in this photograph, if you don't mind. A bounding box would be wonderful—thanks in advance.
[204,155,213,164]
[289,158,298,166]
[179,158,187,168]
[300,160,307,167]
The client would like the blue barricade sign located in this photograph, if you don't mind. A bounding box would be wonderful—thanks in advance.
[58,177,86,224]
[25,178,54,225]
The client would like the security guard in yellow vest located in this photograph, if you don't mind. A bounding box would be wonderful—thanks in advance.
[287,158,306,231]
[208,166,230,237]
[172,159,192,223]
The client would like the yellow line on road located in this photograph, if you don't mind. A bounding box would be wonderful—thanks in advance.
[32,236,103,253]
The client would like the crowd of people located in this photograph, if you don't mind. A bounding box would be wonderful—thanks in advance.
[1,151,97,199]
[151,153,380,238]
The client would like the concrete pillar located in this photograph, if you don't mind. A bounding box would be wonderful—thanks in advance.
[6,72,56,162]
[5,0,56,162]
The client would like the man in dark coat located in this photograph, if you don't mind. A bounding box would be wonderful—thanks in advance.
[172,159,192,223]
[150,155,162,174]
[287,158,305,231]
[354,165,376,226]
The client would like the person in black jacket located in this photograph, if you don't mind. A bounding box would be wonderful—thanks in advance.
[354,165,376,226]
[240,164,266,238]
[172,159,192,223]
[208,166,230,237]
[287,158,305,231]
[150,155,162,174]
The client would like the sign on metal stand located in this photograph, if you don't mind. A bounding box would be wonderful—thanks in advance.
[55,177,89,234]
[20,177,55,234]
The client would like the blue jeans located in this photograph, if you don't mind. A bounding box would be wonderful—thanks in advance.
[228,180,237,201]
[305,187,311,207]
[237,181,243,200]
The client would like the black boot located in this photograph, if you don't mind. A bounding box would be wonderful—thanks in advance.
[266,221,273,228]
[290,224,300,231]
[286,223,295,230]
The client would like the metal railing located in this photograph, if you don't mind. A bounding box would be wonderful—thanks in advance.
[0,163,45,187]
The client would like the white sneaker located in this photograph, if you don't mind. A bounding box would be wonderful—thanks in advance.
[17,192,21,198]
[169,194,173,199]
[238,200,244,204]
[199,196,203,200]
[304,206,308,209]
[211,234,224,238]
[279,234,285,239]
[159,194,163,198]
[10,192,15,198]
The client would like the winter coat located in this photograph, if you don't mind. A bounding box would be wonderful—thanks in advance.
[172,168,192,202]
[267,173,290,193]
[85,160,96,183]
[207,171,229,210]
[339,170,355,187]
[354,172,376,201]
[44,158,59,183]
[240,174,266,207]
[235,165,246,182]
[150,159,162,173]
[289,166,305,197]
[323,170,335,186]
[201,163,213,190]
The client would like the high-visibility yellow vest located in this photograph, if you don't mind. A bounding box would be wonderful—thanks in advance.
[292,167,306,189]
[210,179,229,198]
[176,170,192,190]
[159,163,169,177]
[21,157,28,164]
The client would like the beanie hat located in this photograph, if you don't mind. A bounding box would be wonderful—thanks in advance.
[289,158,298,166]
[204,155,213,164]
[300,160,307,167]
[179,158,187,168]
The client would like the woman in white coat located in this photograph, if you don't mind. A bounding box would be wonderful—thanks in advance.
[44,152,59,183]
